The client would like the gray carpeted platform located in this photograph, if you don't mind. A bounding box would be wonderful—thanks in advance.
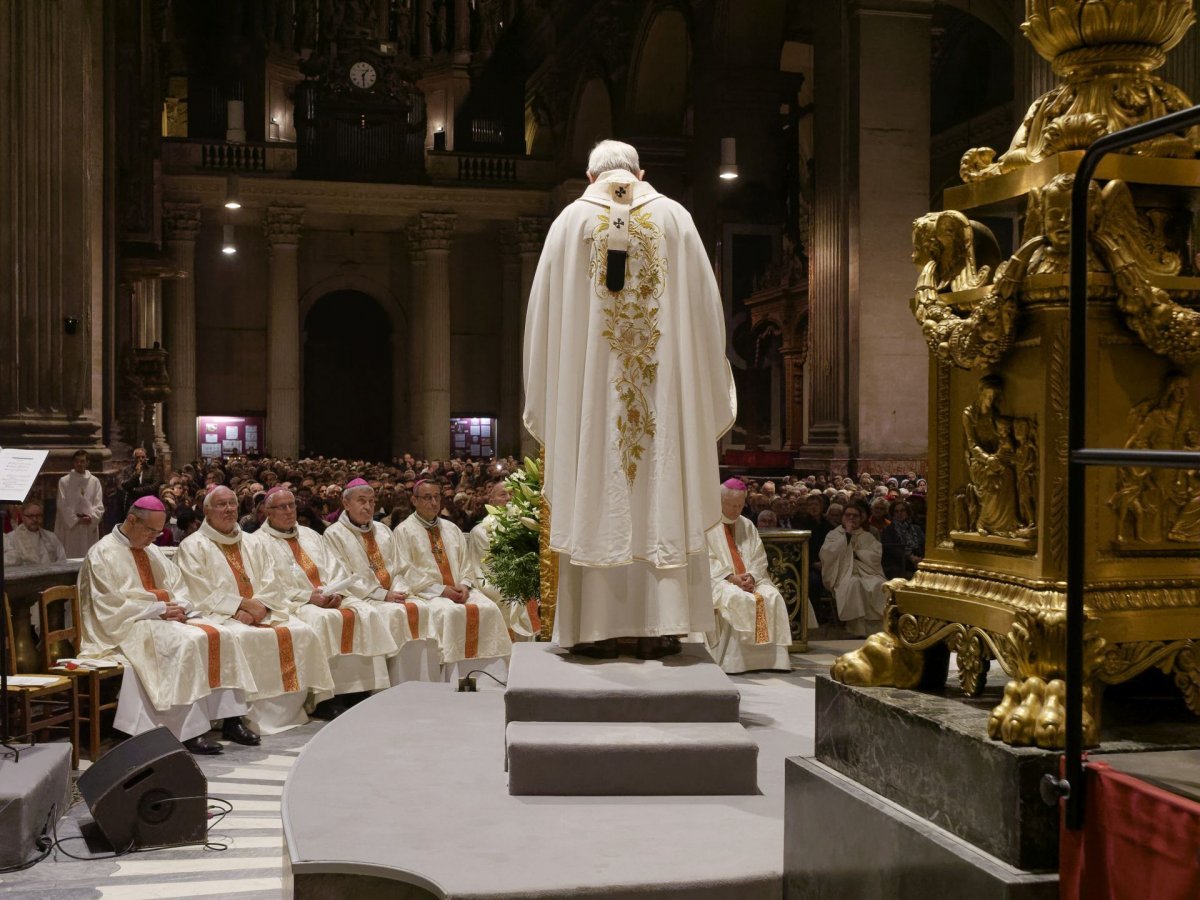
[0,743,72,868]
[506,720,759,796]
[503,642,742,724]
[283,679,810,899]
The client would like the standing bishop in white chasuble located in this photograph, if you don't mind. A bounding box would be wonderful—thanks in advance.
[393,479,512,673]
[247,488,396,711]
[523,139,736,658]
[177,486,334,736]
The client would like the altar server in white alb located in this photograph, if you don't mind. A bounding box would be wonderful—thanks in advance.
[247,487,396,718]
[706,479,812,674]
[324,478,440,682]
[54,450,105,557]
[77,496,255,755]
[394,479,512,681]
[523,139,736,659]
[467,481,539,641]
[4,502,66,567]
[177,486,334,735]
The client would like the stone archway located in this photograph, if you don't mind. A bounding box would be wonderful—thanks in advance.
[302,291,393,460]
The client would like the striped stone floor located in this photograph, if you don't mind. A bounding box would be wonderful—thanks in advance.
[1,644,862,899]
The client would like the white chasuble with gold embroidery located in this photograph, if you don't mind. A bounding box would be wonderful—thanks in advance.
[523,170,736,645]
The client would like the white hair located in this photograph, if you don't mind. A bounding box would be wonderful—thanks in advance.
[203,486,234,510]
[720,485,747,502]
[342,484,373,500]
[586,140,641,178]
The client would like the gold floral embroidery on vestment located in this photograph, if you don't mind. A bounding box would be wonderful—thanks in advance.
[588,207,665,487]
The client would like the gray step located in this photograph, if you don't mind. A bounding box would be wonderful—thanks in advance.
[504,642,741,725]
[507,721,759,796]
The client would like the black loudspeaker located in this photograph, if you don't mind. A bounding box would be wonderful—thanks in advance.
[77,726,207,850]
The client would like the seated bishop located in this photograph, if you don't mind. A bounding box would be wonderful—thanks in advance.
[176,486,334,736]
[323,478,440,683]
[467,481,540,642]
[77,497,256,754]
[705,479,811,674]
[246,487,397,719]
[393,479,512,682]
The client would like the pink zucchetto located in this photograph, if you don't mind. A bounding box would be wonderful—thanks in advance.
[264,486,288,500]
[721,478,748,492]
[132,496,166,512]
[343,478,370,492]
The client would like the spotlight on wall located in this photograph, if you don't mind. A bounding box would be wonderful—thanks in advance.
[719,137,739,181]
[222,223,237,255]
[433,125,446,151]
[224,172,242,210]
[269,115,280,142]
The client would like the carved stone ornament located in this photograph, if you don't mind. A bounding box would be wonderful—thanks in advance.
[417,211,456,252]
[162,201,202,242]
[960,0,1199,182]
[264,206,306,245]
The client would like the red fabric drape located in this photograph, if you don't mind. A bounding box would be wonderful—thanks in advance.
[1060,759,1200,900]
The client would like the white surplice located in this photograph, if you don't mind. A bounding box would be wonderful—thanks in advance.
[54,470,104,557]
[819,527,888,637]
[394,514,512,666]
[523,170,735,645]
[77,526,252,739]
[4,524,66,567]
[468,514,537,640]
[705,516,803,674]
[247,523,396,693]
[176,521,333,731]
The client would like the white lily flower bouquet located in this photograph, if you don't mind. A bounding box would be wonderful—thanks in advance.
[482,456,542,606]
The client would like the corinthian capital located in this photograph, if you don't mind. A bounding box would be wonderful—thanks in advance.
[163,202,202,242]
[264,206,306,245]
[516,216,549,255]
[416,212,457,252]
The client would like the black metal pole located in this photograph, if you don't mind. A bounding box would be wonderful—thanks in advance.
[0,508,17,760]
[1064,102,1200,829]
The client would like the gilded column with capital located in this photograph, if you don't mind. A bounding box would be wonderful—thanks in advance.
[163,202,202,461]
[264,206,305,458]
[417,212,456,459]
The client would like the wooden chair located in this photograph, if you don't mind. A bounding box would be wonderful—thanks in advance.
[40,585,123,762]
[3,593,78,767]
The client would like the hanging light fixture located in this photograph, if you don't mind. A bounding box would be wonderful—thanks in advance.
[224,172,242,209]
[719,137,739,181]
[222,223,237,255]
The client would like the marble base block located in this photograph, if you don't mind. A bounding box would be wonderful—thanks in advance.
[784,758,1058,900]
[813,675,1058,870]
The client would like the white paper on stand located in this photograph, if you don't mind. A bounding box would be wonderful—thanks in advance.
[0,447,50,503]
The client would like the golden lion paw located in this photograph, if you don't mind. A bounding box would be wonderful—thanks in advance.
[999,677,1046,746]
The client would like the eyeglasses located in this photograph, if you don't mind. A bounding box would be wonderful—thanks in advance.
[209,501,238,511]
[268,502,297,511]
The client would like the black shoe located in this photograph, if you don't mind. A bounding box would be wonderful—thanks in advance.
[183,735,223,755]
[221,717,261,746]
[636,637,680,660]
[310,698,348,721]
[570,639,618,660]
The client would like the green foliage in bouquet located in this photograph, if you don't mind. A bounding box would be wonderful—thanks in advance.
[482,456,542,605]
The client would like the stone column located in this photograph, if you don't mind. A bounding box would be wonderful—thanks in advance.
[163,202,201,462]
[407,227,428,453]
[419,0,433,60]
[453,0,471,62]
[516,216,548,459]
[803,0,931,473]
[417,212,456,459]
[264,206,305,458]
[499,224,522,457]
[0,0,105,454]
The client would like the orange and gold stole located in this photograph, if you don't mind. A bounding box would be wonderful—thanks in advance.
[218,542,299,692]
[286,536,355,654]
[130,547,221,688]
[723,523,769,645]
[361,530,391,589]
[426,525,478,658]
